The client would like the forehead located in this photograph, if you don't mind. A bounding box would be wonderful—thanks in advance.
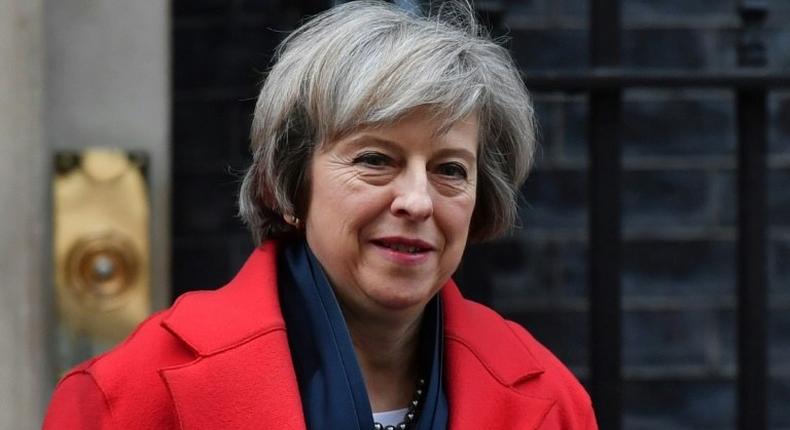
[327,109,480,154]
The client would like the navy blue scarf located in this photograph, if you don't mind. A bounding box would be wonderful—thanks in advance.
[277,240,448,430]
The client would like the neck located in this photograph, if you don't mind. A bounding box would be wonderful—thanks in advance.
[341,304,425,413]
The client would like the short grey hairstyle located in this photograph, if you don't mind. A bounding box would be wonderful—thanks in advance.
[239,0,536,245]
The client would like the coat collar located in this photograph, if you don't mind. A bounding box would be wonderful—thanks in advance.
[160,242,284,356]
[159,242,552,430]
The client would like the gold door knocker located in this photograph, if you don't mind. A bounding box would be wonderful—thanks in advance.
[53,149,151,344]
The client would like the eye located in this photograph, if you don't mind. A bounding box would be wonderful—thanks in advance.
[352,152,392,168]
[436,162,468,180]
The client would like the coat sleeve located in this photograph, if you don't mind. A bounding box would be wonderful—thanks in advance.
[42,371,114,429]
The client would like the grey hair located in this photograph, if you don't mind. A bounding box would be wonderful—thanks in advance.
[239,0,536,244]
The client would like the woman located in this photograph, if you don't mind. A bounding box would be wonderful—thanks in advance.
[44,1,596,429]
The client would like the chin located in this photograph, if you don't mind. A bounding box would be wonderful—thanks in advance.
[374,296,425,312]
[368,282,437,312]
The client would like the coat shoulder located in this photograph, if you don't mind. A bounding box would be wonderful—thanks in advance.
[57,288,230,392]
[503,318,597,429]
[443,290,597,429]
[458,296,592,403]
[44,247,281,429]
[502,320,586,389]
[45,305,198,429]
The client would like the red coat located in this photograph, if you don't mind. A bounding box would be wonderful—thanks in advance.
[44,242,596,429]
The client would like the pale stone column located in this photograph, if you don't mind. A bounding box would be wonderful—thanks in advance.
[0,0,48,427]
[0,0,170,425]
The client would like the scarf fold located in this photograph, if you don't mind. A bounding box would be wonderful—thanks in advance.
[277,240,448,430]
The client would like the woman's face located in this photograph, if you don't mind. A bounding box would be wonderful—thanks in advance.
[304,110,478,318]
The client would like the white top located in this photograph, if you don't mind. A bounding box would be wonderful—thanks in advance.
[373,408,409,427]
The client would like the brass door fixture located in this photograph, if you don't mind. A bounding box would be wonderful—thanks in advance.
[53,149,151,343]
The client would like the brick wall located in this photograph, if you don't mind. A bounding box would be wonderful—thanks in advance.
[171,1,790,428]
[472,1,790,428]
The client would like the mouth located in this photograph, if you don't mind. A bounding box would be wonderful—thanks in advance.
[371,237,434,255]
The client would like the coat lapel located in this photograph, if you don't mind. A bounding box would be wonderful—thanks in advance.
[442,283,556,430]
[158,243,307,430]
[159,331,306,429]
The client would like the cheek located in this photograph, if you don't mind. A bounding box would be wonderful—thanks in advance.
[309,181,389,238]
[436,195,476,261]
[447,192,477,233]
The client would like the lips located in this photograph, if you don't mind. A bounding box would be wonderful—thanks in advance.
[371,237,434,254]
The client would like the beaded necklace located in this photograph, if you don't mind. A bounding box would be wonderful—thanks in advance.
[372,378,426,430]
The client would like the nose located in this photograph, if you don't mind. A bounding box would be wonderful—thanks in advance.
[390,165,433,222]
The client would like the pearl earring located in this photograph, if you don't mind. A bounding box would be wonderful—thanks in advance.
[283,214,301,228]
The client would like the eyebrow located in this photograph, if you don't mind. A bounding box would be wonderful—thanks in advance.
[342,134,478,165]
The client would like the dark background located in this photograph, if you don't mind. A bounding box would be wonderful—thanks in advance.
[171,1,790,428]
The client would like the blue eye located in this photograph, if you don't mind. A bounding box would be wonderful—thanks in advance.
[437,162,468,179]
[353,152,392,167]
